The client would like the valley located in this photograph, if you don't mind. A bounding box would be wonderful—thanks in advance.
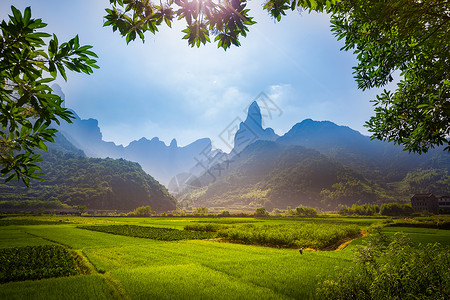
[3,100,446,213]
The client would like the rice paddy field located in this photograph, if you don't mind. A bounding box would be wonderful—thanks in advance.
[0,215,449,299]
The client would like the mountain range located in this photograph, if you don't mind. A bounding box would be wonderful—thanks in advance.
[10,84,446,212]
[177,101,449,211]
[57,109,218,188]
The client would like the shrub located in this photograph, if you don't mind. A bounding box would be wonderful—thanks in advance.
[218,210,230,216]
[316,230,450,299]
[78,225,215,240]
[295,206,318,217]
[380,203,413,216]
[218,223,360,249]
[0,245,80,283]
[254,207,269,217]
[127,206,152,217]
[184,223,228,232]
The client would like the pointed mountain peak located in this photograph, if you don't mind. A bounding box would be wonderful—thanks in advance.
[244,101,262,128]
[170,138,177,148]
[232,101,279,154]
[51,83,65,108]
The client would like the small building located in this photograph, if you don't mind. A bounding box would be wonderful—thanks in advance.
[410,193,439,214]
[438,196,450,213]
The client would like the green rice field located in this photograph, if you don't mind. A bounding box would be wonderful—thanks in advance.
[0,215,449,299]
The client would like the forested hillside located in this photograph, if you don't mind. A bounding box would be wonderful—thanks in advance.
[179,141,394,210]
[0,150,176,211]
[277,119,450,182]
[179,138,450,211]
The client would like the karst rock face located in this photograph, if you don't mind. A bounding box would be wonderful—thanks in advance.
[233,101,278,154]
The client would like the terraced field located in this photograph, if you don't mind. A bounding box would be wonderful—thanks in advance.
[0,216,448,299]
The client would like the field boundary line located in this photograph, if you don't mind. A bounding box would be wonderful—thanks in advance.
[20,227,131,298]
[21,228,73,248]
[335,229,367,251]
[199,262,295,300]
[103,272,130,300]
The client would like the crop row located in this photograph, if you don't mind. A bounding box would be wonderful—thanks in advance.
[78,225,216,241]
[0,219,70,226]
[184,223,230,232]
[0,245,78,283]
[217,223,361,249]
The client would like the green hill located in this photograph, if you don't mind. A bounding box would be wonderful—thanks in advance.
[179,141,395,211]
[0,149,176,212]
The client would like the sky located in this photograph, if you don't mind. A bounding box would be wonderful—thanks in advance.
[1,0,394,152]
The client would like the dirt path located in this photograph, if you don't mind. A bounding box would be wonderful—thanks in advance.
[335,229,367,251]
[303,229,367,252]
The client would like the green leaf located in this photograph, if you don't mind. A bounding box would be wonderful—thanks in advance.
[38,140,48,152]
[11,6,22,23]
[23,6,31,24]
[56,63,67,81]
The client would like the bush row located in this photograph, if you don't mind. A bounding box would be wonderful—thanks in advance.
[317,231,450,299]
[0,245,78,283]
[217,223,360,249]
[78,224,216,241]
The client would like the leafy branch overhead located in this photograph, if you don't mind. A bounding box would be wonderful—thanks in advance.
[331,0,450,153]
[104,0,256,50]
[0,6,99,185]
[105,0,449,153]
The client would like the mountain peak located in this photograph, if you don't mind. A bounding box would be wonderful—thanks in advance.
[170,138,177,148]
[244,101,262,127]
[51,84,65,108]
[232,101,278,154]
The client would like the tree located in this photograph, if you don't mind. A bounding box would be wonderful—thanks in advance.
[131,205,153,216]
[195,206,208,214]
[329,0,450,153]
[0,6,98,185]
[254,207,269,217]
[104,0,450,153]
[295,206,318,217]
[104,0,256,50]
[380,202,413,216]
[76,205,87,213]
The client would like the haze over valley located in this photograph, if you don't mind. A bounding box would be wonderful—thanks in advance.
[2,86,447,212]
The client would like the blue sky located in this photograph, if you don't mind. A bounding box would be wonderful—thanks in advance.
[1,0,392,151]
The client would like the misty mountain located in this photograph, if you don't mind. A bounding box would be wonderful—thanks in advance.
[232,101,279,154]
[277,119,450,182]
[179,102,449,211]
[50,85,448,211]
[0,138,176,211]
[179,140,384,210]
[56,110,217,186]
[50,132,86,157]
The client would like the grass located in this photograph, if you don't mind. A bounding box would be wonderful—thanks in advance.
[0,227,55,248]
[17,225,161,249]
[104,241,352,299]
[0,215,448,299]
[380,226,450,246]
[0,219,70,226]
[112,264,283,300]
[0,274,114,300]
